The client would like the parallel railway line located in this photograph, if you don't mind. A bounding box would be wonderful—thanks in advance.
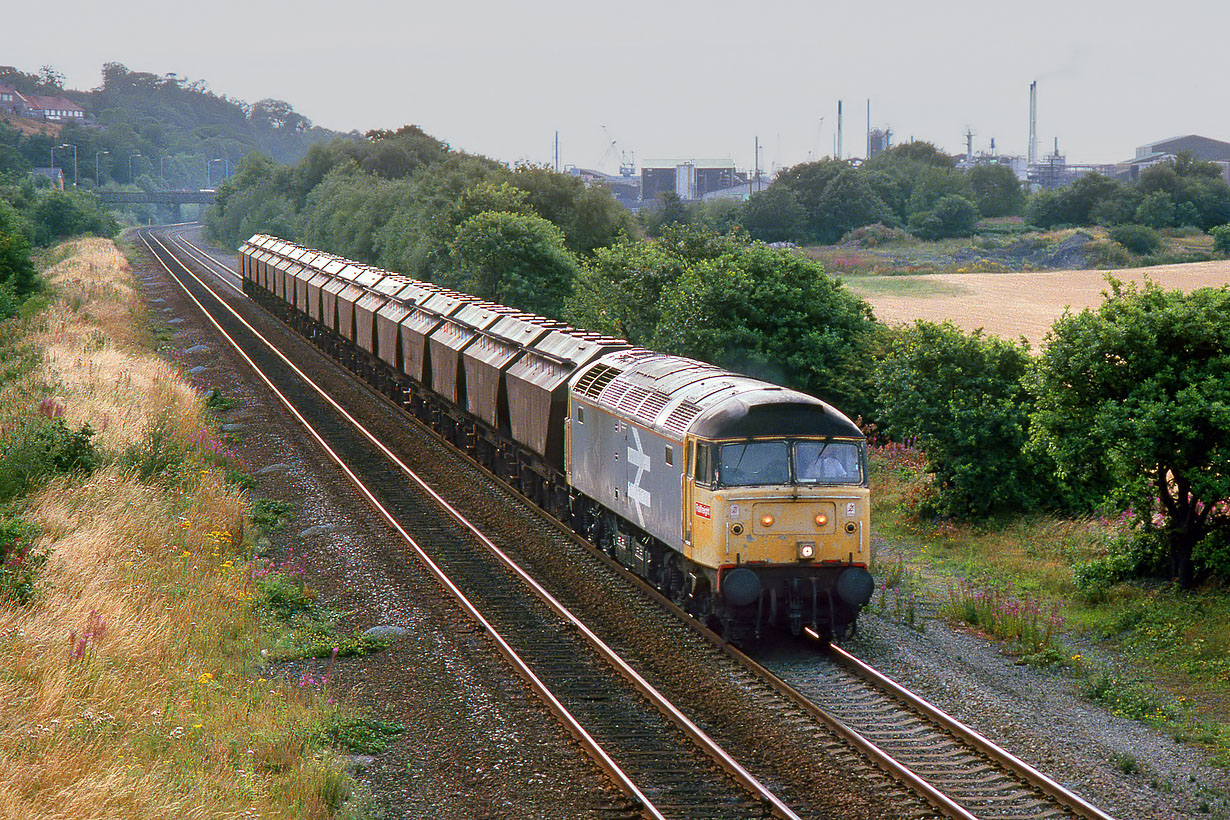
[135,224,1118,820]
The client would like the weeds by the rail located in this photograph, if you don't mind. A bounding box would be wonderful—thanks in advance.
[0,238,375,819]
[868,439,1230,769]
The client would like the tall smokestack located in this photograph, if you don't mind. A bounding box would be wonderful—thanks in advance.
[867,99,871,160]
[1029,81,1038,166]
[837,100,843,160]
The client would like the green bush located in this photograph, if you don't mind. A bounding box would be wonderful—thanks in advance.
[1211,224,1230,254]
[840,222,912,247]
[0,417,99,502]
[1108,224,1161,255]
[907,195,979,240]
[1194,527,1230,581]
[119,426,186,480]
[1073,530,1166,597]
[873,321,1053,518]
[0,517,47,605]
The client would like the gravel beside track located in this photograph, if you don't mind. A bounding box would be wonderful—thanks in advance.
[844,613,1230,819]
[132,227,924,819]
[131,226,1230,820]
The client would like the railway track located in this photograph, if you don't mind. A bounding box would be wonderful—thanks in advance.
[135,225,808,820]
[136,225,1119,820]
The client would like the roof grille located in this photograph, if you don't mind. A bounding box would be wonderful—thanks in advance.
[617,385,651,416]
[636,390,670,423]
[662,401,703,436]
[576,364,621,399]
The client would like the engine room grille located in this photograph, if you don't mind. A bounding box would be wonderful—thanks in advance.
[662,401,703,436]
[575,364,621,399]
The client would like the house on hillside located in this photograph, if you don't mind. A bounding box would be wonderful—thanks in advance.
[30,167,65,190]
[0,83,26,116]
[22,94,84,122]
[1118,135,1230,182]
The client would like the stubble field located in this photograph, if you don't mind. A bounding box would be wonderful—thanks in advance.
[845,259,1230,346]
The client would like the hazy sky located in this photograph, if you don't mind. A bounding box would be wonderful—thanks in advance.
[5,0,1228,174]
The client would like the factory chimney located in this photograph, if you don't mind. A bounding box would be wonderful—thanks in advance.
[1028,81,1038,166]
[837,100,843,160]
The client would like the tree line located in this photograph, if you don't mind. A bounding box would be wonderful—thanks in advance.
[204,126,1230,593]
[651,143,1230,248]
[1,63,336,224]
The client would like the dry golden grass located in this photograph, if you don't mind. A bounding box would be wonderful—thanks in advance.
[848,259,1230,347]
[0,238,349,819]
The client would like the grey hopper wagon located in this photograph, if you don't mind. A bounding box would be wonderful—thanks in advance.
[460,313,568,434]
[507,329,628,472]
[335,267,379,344]
[399,291,474,391]
[374,281,442,371]
[427,302,515,408]
[353,274,408,358]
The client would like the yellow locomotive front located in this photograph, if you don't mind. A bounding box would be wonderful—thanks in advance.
[684,435,873,641]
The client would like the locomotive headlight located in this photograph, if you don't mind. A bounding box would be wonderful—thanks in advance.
[760,514,774,528]
[814,513,828,528]
[798,541,816,560]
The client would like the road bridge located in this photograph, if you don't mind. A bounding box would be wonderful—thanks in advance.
[98,189,218,220]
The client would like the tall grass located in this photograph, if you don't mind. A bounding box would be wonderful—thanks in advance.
[0,239,359,819]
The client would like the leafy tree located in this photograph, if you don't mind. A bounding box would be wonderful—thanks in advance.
[566,234,692,344]
[29,191,118,245]
[874,322,1048,517]
[1025,173,1121,229]
[862,142,955,220]
[967,164,1024,217]
[740,186,805,243]
[1029,280,1230,587]
[1211,224,1230,254]
[654,238,877,413]
[772,158,849,239]
[812,169,897,244]
[907,195,979,240]
[640,191,691,237]
[0,201,36,298]
[1135,190,1175,229]
[448,211,581,318]
[907,167,973,218]
[510,165,635,256]
[1109,224,1161,255]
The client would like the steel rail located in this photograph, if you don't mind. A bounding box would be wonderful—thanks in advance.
[164,225,1116,820]
[829,644,1118,820]
[136,227,803,820]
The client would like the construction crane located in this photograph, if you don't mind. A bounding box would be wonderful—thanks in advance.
[600,126,636,177]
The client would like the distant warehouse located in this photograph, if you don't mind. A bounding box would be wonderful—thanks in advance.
[641,159,743,202]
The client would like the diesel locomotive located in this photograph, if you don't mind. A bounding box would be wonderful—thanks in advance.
[238,235,875,642]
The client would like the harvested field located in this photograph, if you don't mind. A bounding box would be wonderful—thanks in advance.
[845,259,1230,347]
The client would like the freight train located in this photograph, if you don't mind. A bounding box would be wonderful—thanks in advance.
[237,235,875,642]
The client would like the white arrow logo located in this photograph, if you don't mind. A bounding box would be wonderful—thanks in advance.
[627,427,652,527]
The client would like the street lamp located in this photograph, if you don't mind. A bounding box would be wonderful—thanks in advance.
[59,143,78,188]
[95,150,109,187]
[128,153,141,184]
[211,156,229,181]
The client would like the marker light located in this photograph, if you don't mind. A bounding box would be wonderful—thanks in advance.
[814,513,828,528]
[760,514,775,528]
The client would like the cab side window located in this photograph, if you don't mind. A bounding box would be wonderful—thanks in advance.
[694,443,713,488]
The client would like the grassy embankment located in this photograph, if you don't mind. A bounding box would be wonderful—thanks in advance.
[868,444,1230,782]
[0,238,377,818]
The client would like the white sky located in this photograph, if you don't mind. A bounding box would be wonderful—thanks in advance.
[4,0,1227,174]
